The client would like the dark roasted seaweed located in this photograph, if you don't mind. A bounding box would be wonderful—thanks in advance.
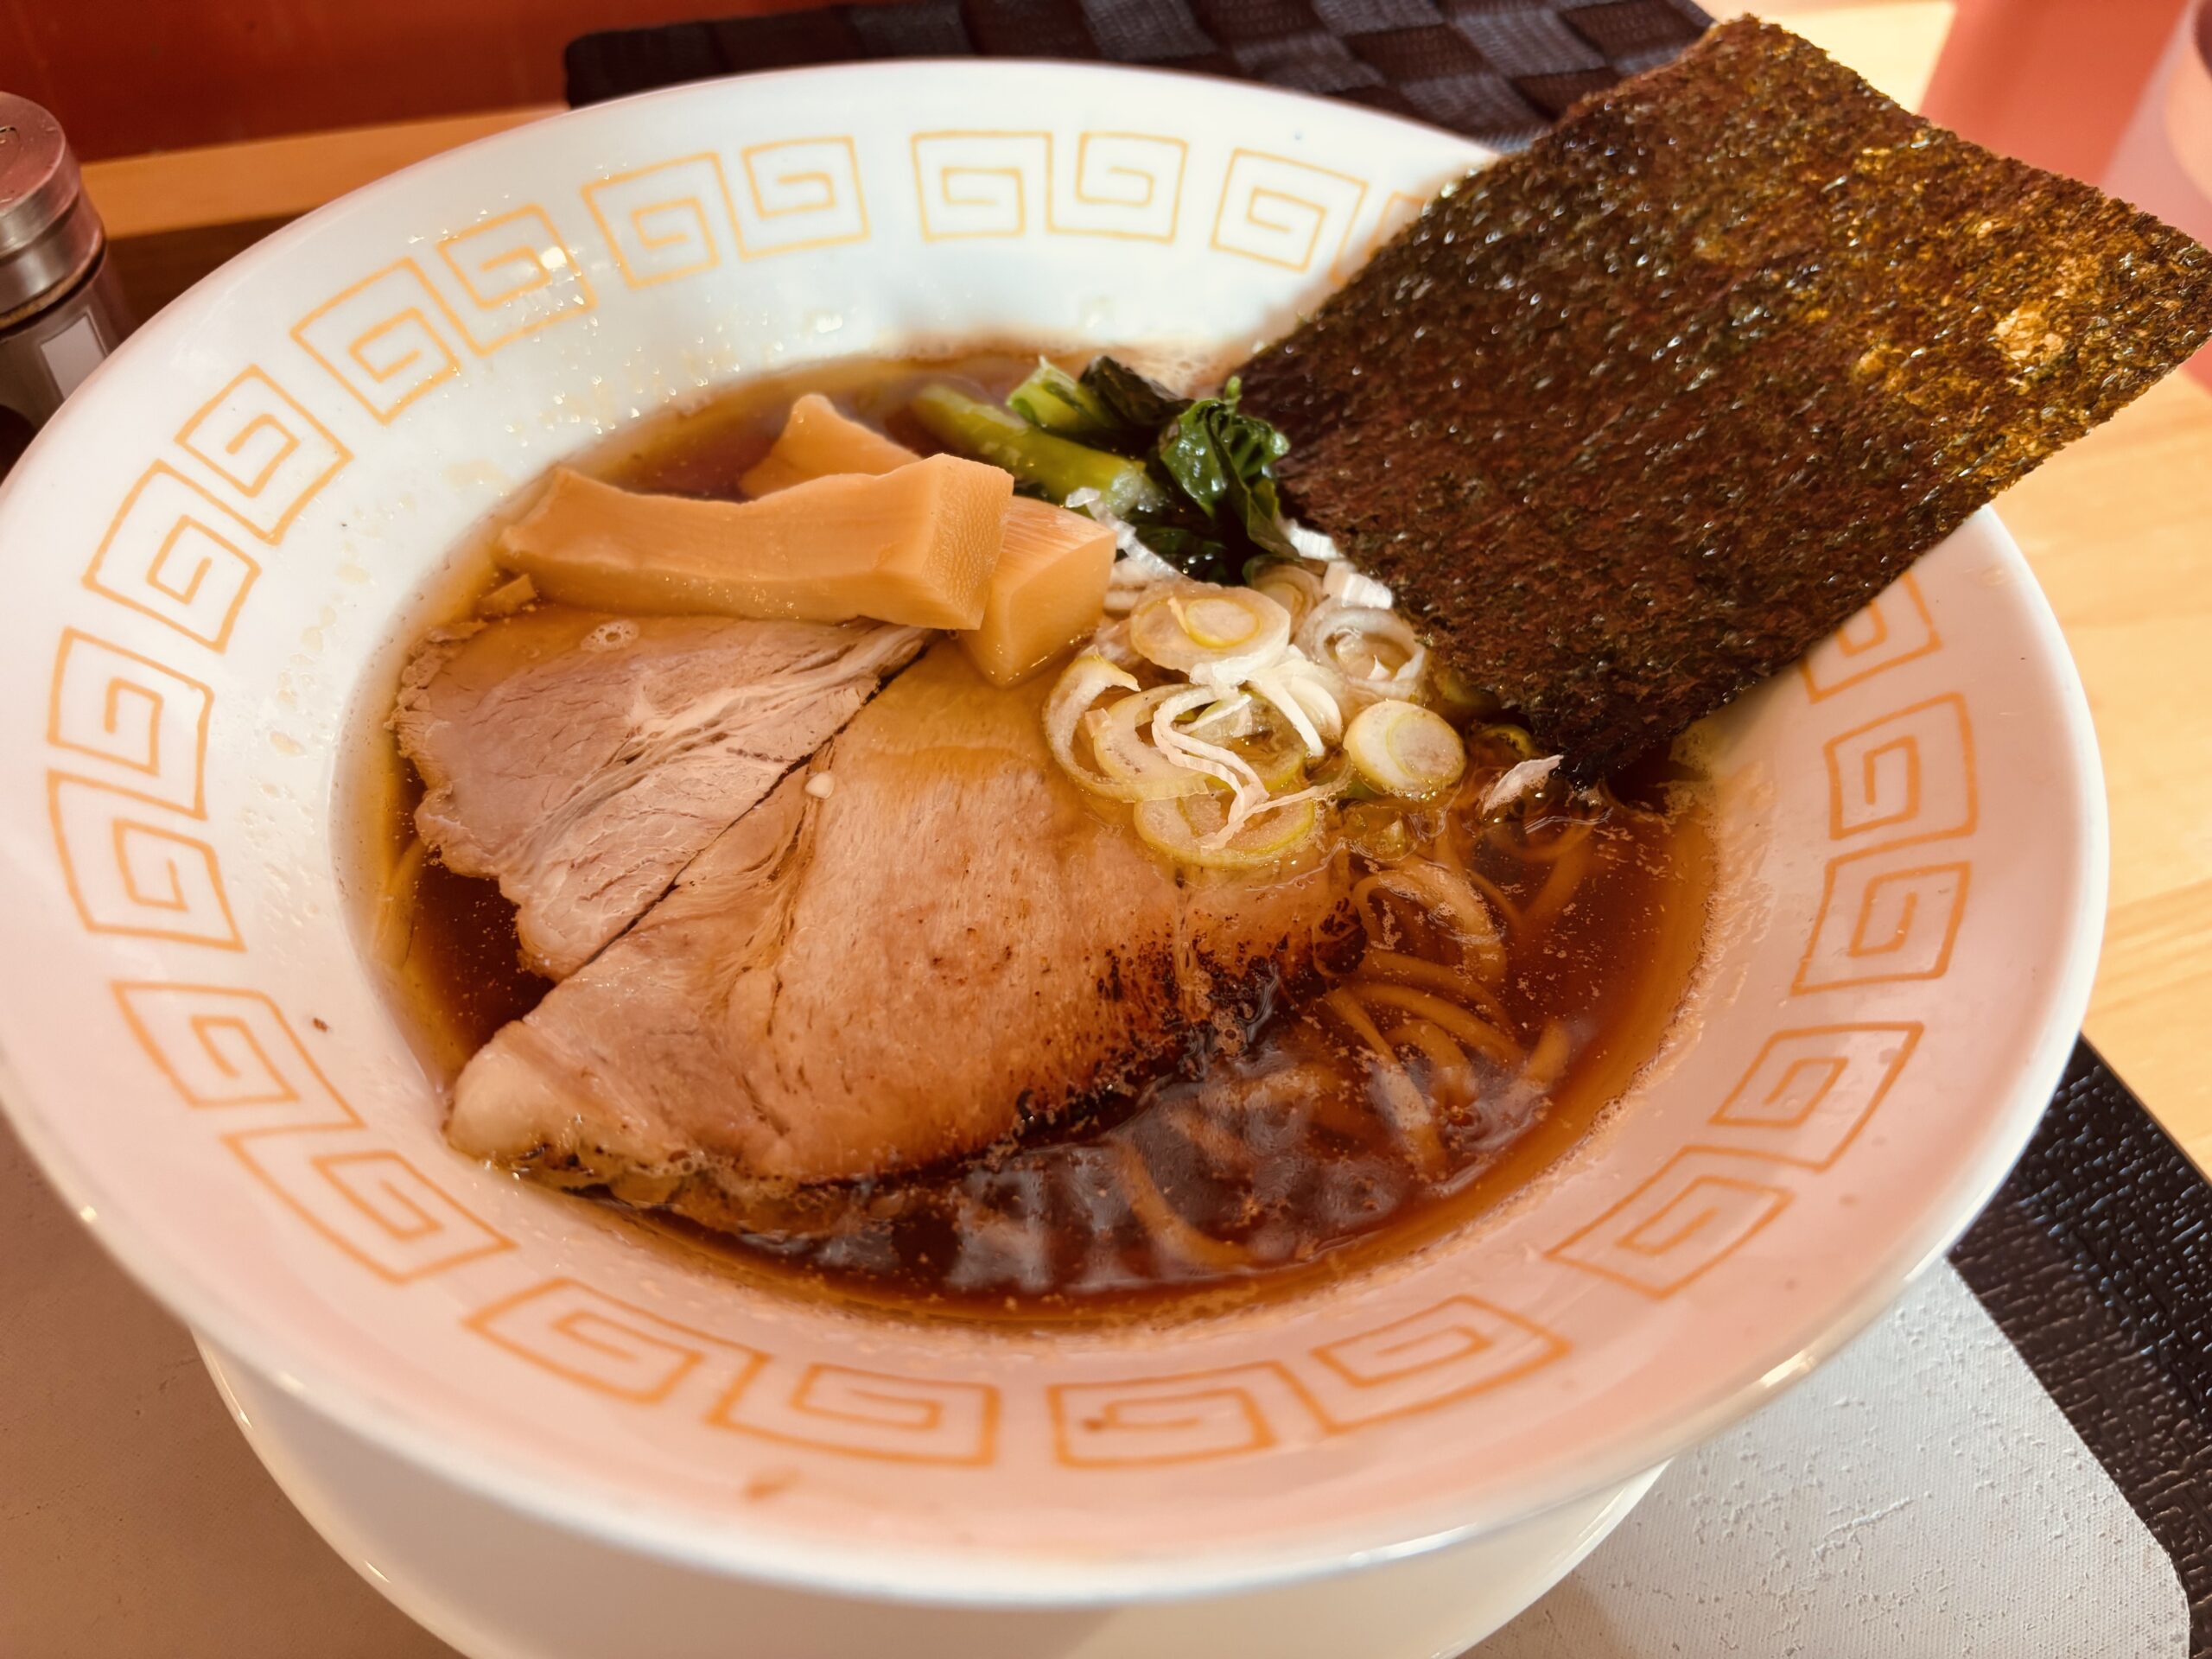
[1237,18,2212,776]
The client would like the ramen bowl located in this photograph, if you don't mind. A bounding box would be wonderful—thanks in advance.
[0,61,2102,1656]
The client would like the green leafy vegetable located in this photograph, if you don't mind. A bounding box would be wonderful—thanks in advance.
[912,356,1300,587]
[1006,361,1121,442]
[1150,379,1299,562]
[1073,359,1302,580]
[1078,358,1191,438]
[908,385,1163,516]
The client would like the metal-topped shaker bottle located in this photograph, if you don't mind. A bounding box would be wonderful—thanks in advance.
[0,93,130,454]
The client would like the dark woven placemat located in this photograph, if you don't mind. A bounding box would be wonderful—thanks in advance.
[1955,1042,2212,1650]
[568,0,1714,149]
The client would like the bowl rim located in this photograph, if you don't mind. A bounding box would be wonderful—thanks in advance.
[0,58,2109,1606]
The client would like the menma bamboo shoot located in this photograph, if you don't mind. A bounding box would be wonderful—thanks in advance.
[498,455,1009,629]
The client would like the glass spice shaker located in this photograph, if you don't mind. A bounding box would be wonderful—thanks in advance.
[0,93,130,466]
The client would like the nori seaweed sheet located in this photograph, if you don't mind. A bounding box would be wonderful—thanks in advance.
[1237,18,2212,777]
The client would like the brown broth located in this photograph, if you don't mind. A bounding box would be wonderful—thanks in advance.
[372,352,1714,1325]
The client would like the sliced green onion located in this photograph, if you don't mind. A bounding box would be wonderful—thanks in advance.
[1044,654,1205,803]
[1478,753,1563,816]
[1087,684,1208,790]
[1182,691,1255,743]
[1476,721,1540,761]
[1227,716,1308,793]
[1338,801,1413,861]
[1135,792,1319,870]
[1298,601,1427,693]
[1245,657,1342,757]
[1343,699,1467,799]
[1247,559,1326,628]
[1151,683,1268,800]
[1127,582,1291,677]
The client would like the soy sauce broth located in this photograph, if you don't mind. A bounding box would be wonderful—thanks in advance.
[368,351,1715,1325]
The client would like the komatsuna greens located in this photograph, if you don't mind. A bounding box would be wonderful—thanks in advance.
[911,355,1299,584]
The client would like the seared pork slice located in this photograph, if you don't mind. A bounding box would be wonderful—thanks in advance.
[394,607,924,979]
[448,644,1352,1192]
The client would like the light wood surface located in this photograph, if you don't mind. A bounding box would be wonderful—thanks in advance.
[1995,373,2212,1163]
[81,107,561,239]
[70,1,2212,1166]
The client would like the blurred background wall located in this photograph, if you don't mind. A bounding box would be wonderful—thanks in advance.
[0,0,825,158]
[1921,0,2193,180]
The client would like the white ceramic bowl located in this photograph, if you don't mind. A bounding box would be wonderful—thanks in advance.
[0,59,2101,1642]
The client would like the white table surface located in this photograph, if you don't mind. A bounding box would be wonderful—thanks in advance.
[1,1111,2184,1657]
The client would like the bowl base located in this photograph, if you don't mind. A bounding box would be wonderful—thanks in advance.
[199,1338,1658,1659]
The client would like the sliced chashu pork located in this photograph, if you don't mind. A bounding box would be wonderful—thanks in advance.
[448,644,1353,1192]
[394,606,923,978]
